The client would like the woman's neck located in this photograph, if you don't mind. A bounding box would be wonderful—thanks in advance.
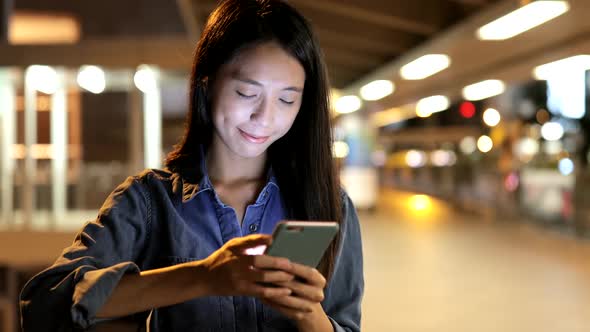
[205,140,267,185]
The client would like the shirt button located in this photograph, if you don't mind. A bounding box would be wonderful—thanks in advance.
[249,223,259,233]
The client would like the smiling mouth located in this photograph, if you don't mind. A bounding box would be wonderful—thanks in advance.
[239,129,270,144]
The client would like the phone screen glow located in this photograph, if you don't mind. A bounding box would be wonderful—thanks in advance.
[244,244,267,255]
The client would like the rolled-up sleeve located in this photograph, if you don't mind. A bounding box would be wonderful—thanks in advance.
[19,176,151,331]
[323,191,364,332]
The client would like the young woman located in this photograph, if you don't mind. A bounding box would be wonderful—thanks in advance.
[20,0,363,331]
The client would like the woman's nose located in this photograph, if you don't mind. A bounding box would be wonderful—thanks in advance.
[250,98,273,127]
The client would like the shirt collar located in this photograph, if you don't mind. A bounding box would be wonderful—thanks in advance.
[179,145,278,203]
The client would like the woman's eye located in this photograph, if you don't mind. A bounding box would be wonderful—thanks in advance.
[280,99,295,105]
[236,91,256,98]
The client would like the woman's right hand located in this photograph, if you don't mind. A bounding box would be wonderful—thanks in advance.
[198,234,295,298]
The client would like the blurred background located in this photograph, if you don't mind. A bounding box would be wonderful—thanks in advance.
[1,0,590,331]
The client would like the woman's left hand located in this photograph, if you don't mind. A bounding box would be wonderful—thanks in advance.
[256,261,327,322]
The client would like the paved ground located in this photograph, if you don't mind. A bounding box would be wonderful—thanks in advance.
[2,190,589,331]
[360,190,590,332]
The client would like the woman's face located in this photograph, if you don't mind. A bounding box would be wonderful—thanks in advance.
[209,42,305,160]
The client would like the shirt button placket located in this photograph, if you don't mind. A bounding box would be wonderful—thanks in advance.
[248,223,259,233]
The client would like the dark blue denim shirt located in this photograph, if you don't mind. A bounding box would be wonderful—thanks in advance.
[20,156,364,332]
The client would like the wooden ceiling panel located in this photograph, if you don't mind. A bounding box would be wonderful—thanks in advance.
[297,5,424,47]
[315,28,409,56]
[5,0,503,89]
[290,0,438,35]
[326,64,364,89]
[341,0,590,110]
[15,0,186,37]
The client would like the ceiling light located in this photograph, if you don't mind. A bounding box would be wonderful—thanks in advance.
[400,54,451,80]
[533,55,590,80]
[543,65,586,119]
[26,65,58,94]
[371,106,416,127]
[134,65,159,94]
[360,80,395,101]
[462,79,505,101]
[9,12,80,45]
[476,0,569,41]
[335,95,362,114]
[416,95,450,117]
[77,66,106,94]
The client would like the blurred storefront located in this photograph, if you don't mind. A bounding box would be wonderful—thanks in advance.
[0,66,189,230]
[362,73,590,238]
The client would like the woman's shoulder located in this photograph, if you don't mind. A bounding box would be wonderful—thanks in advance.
[110,168,181,200]
[339,188,354,210]
[338,188,358,224]
[134,168,176,182]
[125,168,186,190]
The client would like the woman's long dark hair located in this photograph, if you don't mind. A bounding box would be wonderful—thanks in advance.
[165,0,342,280]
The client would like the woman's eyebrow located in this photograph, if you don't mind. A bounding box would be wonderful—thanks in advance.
[232,74,263,87]
[283,86,303,93]
[231,73,303,92]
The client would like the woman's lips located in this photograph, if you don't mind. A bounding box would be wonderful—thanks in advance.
[239,129,270,144]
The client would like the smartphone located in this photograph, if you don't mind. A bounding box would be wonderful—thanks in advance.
[264,221,339,268]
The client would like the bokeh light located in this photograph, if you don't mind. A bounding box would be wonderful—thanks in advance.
[335,95,362,114]
[409,195,432,212]
[333,141,350,159]
[360,80,394,101]
[541,121,564,141]
[460,136,477,154]
[406,150,427,168]
[134,65,159,94]
[477,135,493,153]
[26,65,58,94]
[431,150,457,167]
[77,65,106,94]
[514,137,539,162]
[558,158,574,175]
[459,101,476,118]
[504,172,519,192]
[483,108,501,127]
[536,109,550,124]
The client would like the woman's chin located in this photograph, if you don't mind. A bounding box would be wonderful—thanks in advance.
[232,142,269,159]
